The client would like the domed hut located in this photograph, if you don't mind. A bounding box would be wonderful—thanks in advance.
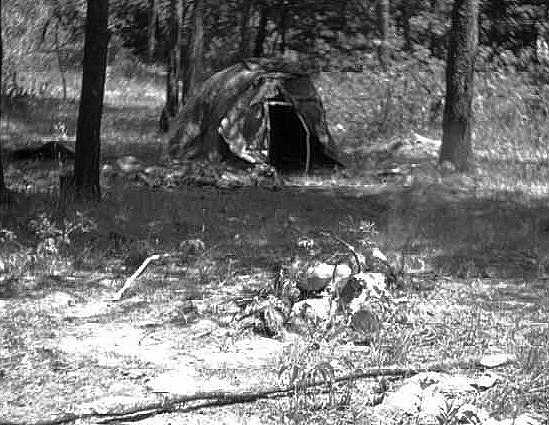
[167,59,342,173]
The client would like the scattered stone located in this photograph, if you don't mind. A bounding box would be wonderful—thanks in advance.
[454,403,491,425]
[136,171,163,187]
[296,261,351,293]
[100,164,118,185]
[291,298,332,323]
[80,395,145,415]
[116,155,144,173]
[147,367,202,395]
[368,247,388,263]
[179,239,206,257]
[471,371,501,390]
[479,353,515,368]
[40,291,77,308]
[218,172,250,188]
[101,163,116,175]
[439,160,458,175]
[377,380,423,416]
[432,374,477,399]
[350,307,380,338]
[341,272,389,313]
[372,371,539,425]
[497,413,546,425]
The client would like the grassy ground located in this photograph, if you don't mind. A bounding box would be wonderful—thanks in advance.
[1,62,548,424]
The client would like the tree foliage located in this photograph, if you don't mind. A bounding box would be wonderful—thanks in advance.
[1,0,548,193]
[106,0,549,74]
[2,0,548,81]
[0,0,5,194]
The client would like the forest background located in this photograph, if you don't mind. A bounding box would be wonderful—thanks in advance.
[1,1,549,423]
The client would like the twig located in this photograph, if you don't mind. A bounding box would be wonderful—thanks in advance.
[413,132,440,145]
[0,355,515,425]
[111,254,163,301]
[320,231,364,274]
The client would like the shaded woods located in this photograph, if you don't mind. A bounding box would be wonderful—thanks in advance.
[0,3,549,423]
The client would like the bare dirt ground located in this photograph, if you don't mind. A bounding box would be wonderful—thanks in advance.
[1,136,548,425]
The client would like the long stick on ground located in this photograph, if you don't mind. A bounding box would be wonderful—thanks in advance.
[0,355,514,425]
[112,254,162,301]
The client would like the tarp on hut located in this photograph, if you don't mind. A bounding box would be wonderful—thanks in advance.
[167,59,342,173]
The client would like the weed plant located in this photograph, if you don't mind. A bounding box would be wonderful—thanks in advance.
[1,56,549,422]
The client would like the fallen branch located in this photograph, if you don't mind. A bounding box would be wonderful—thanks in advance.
[413,132,440,146]
[320,231,364,274]
[0,355,515,425]
[111,254,163,301]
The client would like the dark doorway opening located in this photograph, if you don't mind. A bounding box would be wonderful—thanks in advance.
[267,102,309,173]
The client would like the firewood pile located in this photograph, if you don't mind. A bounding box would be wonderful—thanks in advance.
[234,232,402,344]
[106,156,284,190]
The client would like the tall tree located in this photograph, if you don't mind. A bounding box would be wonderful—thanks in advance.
[439,0,478,171]
[253,4,268,57]
[278,0,287,54]
[74,0,109,198]
[0,0,5,197]
[401,0,413,52]
[147,0,157,62]
[165,0,180,116]
[429,0,440,56]
[183,0,204,100]
[239,0,253,59]
[377,0,390,68]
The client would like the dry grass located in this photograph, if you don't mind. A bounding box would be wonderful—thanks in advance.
[1,59,549,423]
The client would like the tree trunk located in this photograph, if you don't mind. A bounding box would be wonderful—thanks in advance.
[439,0,478,172]
[74,0,109,199]
[279,1,287,54]
[179,3,192,103]
[165,0,180,117]
[184,0,204,98]
[54,25,68,101]
[377,0,390,68]
[429,0,440,57]
[0,0,5,196]
[147,0,157,62]
[253,5,268,57]
[239,0,253,59]
[402,0,413,52]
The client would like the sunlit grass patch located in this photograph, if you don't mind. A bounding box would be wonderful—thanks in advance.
[104,66,165,109]
[317,60,445,149]
[4,57,549,424]
[316,64,549,209]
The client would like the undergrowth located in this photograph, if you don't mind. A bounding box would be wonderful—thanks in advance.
[1,57,549,423]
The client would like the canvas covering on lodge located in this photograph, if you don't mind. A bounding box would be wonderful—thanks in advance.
[167,59,341,172]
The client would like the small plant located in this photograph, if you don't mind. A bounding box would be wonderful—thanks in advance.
[279,348,356,412]
[435,399,468,425]
[0,228,22,249]
[29,211,97,259]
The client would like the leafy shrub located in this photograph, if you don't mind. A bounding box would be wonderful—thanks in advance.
[28,211,97,259]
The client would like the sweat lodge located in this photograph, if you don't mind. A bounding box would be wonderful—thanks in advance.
[167,59,343,173]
